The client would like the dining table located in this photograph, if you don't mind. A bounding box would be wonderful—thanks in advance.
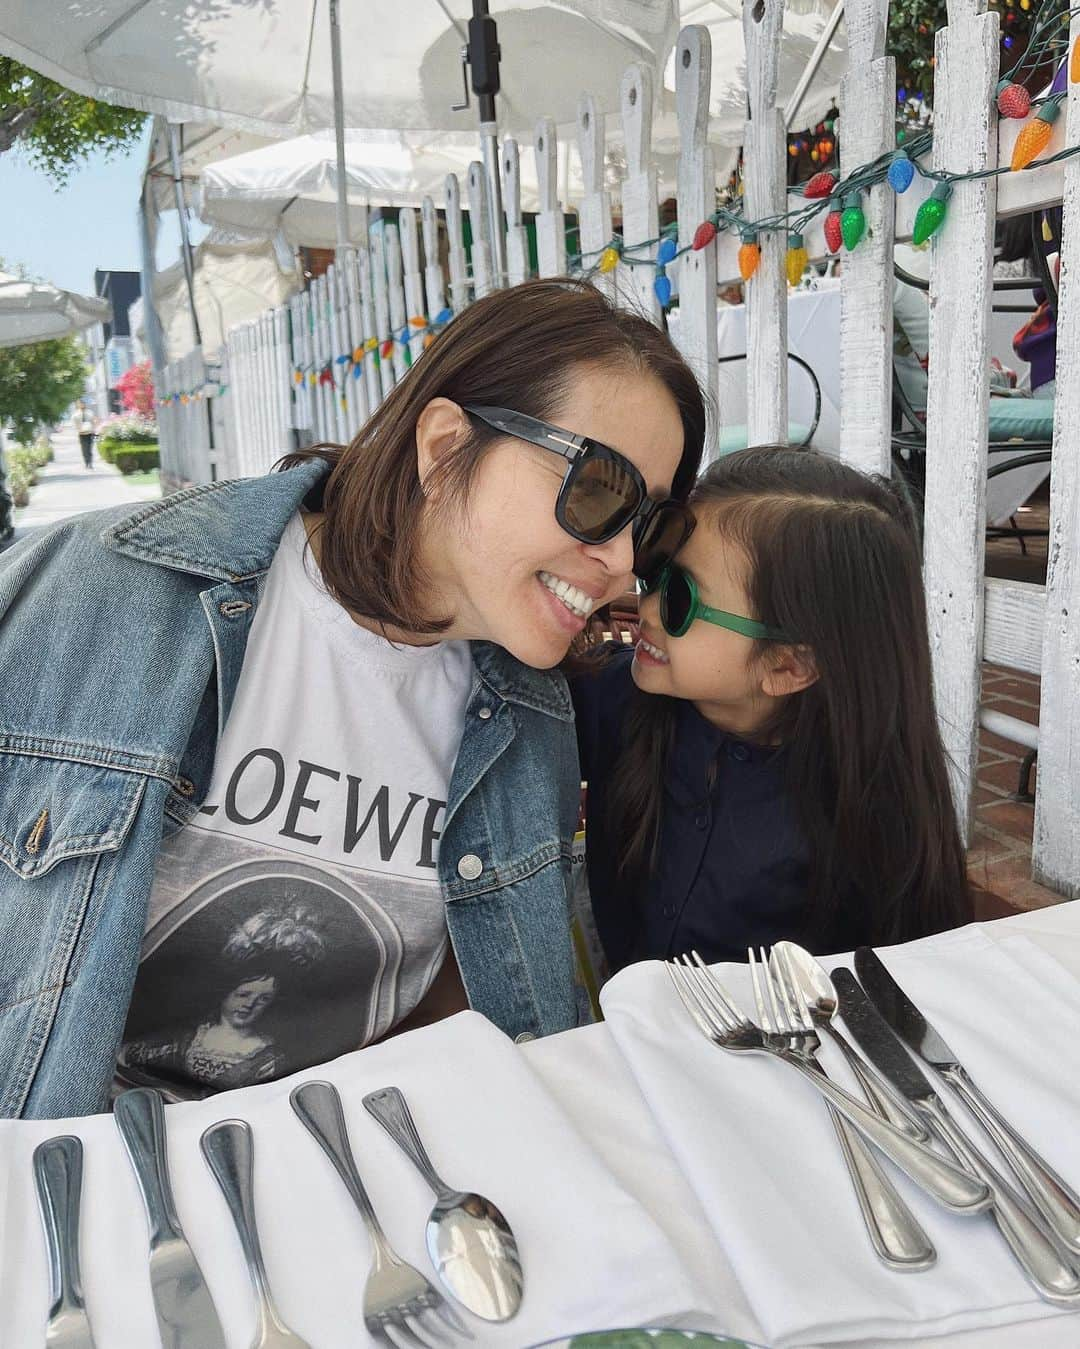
[2,900,1078,1349]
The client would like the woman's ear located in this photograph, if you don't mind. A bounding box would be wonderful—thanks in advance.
[760,644,819,698]
[415,398,470,492]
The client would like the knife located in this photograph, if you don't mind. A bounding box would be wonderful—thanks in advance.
[114,1088,229,1349]
[839,962,1080,1306]
[33,1135,98,1349]
[854,944,1080,1257]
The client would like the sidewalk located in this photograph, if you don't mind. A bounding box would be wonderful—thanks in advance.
[6,425,161,546]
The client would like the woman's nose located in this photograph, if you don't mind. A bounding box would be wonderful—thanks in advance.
[583,523,635,583]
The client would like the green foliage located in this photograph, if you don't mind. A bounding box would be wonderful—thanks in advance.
[3,436,50,505]
[0,57,146,182]
[100,441,159,474]
[886,0,1037,109]
[0,335,87,441]
[98,411,158,446]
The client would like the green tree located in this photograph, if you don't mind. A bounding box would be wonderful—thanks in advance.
[0,335,88,441]
[0,57,145,182]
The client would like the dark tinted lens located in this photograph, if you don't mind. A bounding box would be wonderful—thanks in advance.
[633,503,693,583]
[562,452,642,542]
[660,566,694,635]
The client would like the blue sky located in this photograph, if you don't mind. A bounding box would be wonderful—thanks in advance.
[0,122,204,295]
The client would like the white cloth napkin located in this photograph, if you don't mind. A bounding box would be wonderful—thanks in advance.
[599,925,1080,1347]
[0,1010,712,1348]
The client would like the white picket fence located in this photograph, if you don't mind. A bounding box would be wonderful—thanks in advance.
[157,0,1079,899]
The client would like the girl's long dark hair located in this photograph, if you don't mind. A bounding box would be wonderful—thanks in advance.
[606,446,972,946]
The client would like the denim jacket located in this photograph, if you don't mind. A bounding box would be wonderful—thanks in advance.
[0,463,582,1118]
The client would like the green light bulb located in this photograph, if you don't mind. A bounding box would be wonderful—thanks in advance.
[912,182,953,247]
[840,193,866,251]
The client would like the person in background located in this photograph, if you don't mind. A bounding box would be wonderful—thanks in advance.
[73,401,98,469]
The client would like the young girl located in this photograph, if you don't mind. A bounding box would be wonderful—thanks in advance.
[573,445,972,973]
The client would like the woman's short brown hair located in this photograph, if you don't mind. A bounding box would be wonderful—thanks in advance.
[280,277,707,633]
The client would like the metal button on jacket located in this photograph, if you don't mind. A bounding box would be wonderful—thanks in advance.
[457,853,484,880]
[514,1032,536,1044]
[477,706,493,720]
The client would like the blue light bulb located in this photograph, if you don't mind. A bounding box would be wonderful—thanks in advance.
[888,153,916,193]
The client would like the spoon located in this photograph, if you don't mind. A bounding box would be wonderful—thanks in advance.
[772,941,929,1140]
[363,1086,523,1321]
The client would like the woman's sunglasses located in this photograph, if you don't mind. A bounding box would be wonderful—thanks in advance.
[644,563,790,641]
[463,405,694,583]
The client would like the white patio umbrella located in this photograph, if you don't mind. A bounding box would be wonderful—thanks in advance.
[199,128,595,247]
[0,0,680,269]
[0,272,111,350]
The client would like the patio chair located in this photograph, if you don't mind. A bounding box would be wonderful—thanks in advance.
[716,350,823,453]
[890,251,1055,551]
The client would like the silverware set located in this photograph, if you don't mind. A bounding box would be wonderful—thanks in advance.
[34,1081,522,1347]
[667,940,1080,1306]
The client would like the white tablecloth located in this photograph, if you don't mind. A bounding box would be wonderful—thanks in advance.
[2,904,1079,1348]
[716,283,844,451]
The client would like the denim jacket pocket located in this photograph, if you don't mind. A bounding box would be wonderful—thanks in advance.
[0,751,147,879]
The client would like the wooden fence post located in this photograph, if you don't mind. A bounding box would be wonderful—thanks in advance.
[673,25,718,441]
[467,162,496,297]
[1033,11,1080,897]
[503,139,531,287]
[922,0,1000,845]
[742,1,788,450]
[578,93,614,300]
[445,174,470,313]
[838,0,895,472]
[400,207,428,366]
[619,63,661,325]
[535,117,567,276]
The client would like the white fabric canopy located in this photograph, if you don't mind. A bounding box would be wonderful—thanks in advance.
[151,235,301,362]
[0,271,111,350]
[199,128,595,245]
[0,1,680,140]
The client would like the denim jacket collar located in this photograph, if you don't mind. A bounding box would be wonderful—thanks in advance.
[102,460,330,582]
[101,461,573,723]
[471,642,573,722]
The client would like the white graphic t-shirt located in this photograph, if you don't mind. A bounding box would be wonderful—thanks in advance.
[115,514,472,1100]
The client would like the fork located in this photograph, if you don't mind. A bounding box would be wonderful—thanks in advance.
[748,946,936,1270]
[291,1080,471,1348]
[667,952,991,1215]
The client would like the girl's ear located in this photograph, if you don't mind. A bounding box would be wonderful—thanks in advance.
[416,398,470,491]
[760,644,819,698]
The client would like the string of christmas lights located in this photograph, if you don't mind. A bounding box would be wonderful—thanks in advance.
[564,10,1080,306]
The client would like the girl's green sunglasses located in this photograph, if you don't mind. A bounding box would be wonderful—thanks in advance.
[644,563,789,641]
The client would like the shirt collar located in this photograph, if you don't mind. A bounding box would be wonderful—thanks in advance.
[667,700,781,805]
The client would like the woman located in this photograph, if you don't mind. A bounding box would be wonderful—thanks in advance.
[0,279,704,1117]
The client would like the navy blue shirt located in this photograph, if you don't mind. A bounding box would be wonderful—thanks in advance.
[571,647,869,972]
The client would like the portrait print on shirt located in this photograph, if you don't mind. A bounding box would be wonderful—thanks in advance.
[114,843,447,1101]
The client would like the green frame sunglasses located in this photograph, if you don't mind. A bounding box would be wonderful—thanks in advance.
[646,563,790,641]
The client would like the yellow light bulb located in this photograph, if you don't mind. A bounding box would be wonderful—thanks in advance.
[786,235,808,288]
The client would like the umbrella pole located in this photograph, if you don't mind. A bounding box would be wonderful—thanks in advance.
[468,0,507,284]
[329,0,352,256]
[167,123,203,347]
[783,0,845,130]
